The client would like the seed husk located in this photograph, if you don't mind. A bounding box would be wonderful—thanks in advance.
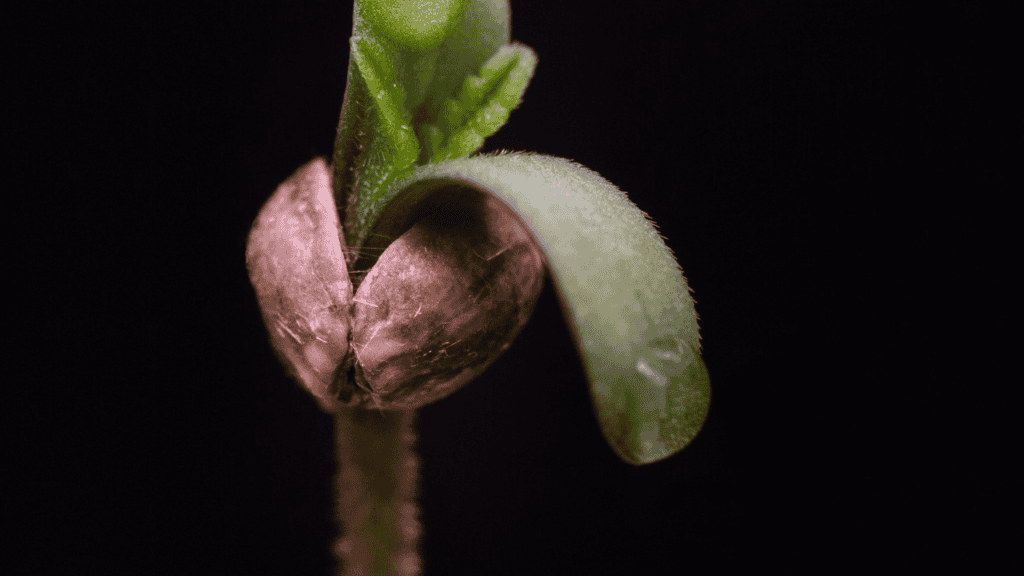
[245,159,353,411]
[347,191,545,409]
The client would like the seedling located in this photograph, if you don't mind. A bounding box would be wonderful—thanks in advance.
[246,1,710,574]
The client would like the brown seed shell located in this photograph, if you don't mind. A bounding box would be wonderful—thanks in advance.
[349,191,544,409]
[245,158,354,411]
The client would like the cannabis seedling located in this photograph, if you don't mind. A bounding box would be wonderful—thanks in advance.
[246,1,710,574]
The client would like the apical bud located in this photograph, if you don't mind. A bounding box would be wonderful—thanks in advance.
[347,191,544,409]
[245,158,353,411]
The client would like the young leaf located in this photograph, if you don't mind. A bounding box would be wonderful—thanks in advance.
[333,0,517,257]
[427,43,537,162]
[367,153,711,465]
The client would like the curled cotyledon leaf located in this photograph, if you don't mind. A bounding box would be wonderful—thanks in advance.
[370,152,711,465]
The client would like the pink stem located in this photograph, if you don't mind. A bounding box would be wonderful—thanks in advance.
[333,408,421,576]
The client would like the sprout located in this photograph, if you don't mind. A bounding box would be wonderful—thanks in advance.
[247,2,709,574]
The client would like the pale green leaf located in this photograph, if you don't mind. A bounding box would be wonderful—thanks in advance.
[363,152,711,465]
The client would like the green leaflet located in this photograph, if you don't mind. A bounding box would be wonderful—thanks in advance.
[333,0,518,258]
[425,44,537,163]
[366,153,711,465]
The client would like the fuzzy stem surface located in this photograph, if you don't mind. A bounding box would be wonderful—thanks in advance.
[333,408,421,576]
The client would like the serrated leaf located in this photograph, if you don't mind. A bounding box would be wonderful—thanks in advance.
[334,0,513,254]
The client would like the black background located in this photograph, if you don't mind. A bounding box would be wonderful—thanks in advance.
[6,1,1004,574]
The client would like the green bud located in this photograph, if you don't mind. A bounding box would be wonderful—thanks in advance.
[360,0,465,51]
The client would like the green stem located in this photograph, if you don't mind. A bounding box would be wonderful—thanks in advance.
[333,408,421,576]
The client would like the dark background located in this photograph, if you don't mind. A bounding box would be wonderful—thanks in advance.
[6,1,1004,574]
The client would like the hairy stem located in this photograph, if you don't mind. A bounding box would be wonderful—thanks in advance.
[333,408,421,576]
